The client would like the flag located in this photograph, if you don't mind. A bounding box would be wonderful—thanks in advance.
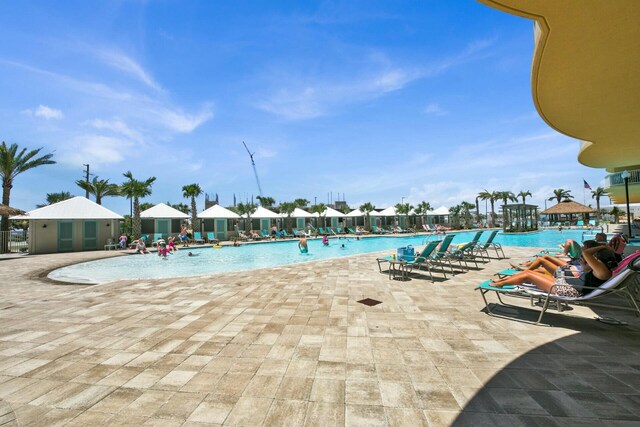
[583,179,592,190]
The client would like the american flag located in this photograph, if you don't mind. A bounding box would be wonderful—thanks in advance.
[583,179,592,190]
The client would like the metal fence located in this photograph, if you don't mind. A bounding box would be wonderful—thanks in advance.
[0,230,29,254]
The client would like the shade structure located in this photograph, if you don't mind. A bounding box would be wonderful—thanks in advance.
[198,204,240,219]
[11,196,123,220]
[243,206,280,218]
[321,207,345,217]
[140,203,189,219]
[346,209,363,217]
[378,206,397,216]
[290,208,315,218]
[0,203,26,217]
[541,200,596,215]
[428,206,450,216]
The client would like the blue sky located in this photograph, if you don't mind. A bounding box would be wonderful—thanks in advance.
[0,1,606,215]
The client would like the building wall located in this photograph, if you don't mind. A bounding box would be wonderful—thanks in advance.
[28,219,120,254]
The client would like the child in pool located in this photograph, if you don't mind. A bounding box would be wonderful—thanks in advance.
[322,235,329,246]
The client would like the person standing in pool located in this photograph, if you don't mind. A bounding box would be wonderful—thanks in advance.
[322,235,329,246]
[298,237,308,253]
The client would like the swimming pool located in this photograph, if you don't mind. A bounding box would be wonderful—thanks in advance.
[48,229,585,284]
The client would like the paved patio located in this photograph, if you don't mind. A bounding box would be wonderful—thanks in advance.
[1,246,640,426]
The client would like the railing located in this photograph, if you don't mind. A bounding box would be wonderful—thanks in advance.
[0,230,29,254]
[605,169,640,187]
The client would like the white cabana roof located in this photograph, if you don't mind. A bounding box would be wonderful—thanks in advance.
[346,208,363,217]
[369,210,382,216]
[198,204,240,219]
[379,206,397,216]
[140,203,189,219]
[429,206,450,216]
[243,206,281,218]
[289,208,315,218]
[11,196,123,220]
[321,207,345,217]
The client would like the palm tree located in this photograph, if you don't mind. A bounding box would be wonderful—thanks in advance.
[591,187,607,221]
[610,206,622,224]
[359,202,375,231]
[279,202,296,231]
[394,202,413,229]
[448,204,462,229]
[496,191,516,228]
[256,196,275,208]
[75,176,120,205]
[169,202,190,215]
[413,201,431,229]
[548,188,573,204]
[460,201,476,228]
[310,203,326,229]
[182,183,203,232]
[517,190,532,204]
[1,142,55,248]
[36,191,72,208]
[478,190,498,227]
[120,171,156,238]
[294,198,309,208]
[236,202,257,231]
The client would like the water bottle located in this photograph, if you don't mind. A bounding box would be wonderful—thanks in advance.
[555,267,566,286]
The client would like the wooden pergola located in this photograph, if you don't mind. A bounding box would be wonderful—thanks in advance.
[503,203,539,232]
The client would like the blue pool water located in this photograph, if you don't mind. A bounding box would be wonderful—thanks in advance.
[49,229,586,284]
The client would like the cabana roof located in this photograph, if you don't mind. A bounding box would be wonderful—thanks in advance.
[11,196,123,220]
[541,200,596,215]
[198,204,240,219]
[346,209,363,217]
[289,208,315,218]
[140,203,189,219]
[322,207,345,217]
[379,206,397,216]
[429,206,450,216]
[243,206,280,218]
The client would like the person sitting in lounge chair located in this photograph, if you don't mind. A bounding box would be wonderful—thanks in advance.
[492,243,618,297]
[136,237,150,254]
[609,233,627,262]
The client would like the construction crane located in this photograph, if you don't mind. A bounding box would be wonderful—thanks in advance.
[242,141,263,197]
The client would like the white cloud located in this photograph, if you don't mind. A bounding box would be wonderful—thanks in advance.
[59,134,132,167]
[22,104,64,120]
[152,105,215,133]
[424,103,448,116]
[95,49,162,92]
[86,118,143,143]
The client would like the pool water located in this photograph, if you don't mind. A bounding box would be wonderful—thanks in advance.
[49,229,585,284]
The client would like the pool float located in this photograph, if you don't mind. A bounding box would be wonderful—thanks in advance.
[213,245,222,249]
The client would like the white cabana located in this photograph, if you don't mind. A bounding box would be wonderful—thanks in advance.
[282,208,315,230]
[346,208,363,217]
[427,206,450,226]
[198,205,240,240]
[320,207,346,229]
[243,206,280,231]
[139,203,189,237]
[11,196,123,254]
[378,206,397,216]
[429,206,450,215]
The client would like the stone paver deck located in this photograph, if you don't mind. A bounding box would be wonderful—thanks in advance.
[1,245,640,426]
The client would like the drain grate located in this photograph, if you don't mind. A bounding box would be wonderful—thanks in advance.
[357,298,382,307]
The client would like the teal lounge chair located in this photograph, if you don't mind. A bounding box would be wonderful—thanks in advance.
[193,232,205,244]
[376,240,442,282]
[317,227,326,234]
[473,230,505,259]
[206,232,219,243]
[348,227,357,234]
[429,234,464,274]
[327,227,338,236]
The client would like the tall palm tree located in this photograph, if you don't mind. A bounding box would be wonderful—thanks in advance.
[548,188,573,203]
[478,190,498,227]
[236,202,257,231]
[256,196,275,208]
[517,190,532,204]
[36,191,73,208]
[294,198,309,208]
[182,183,203,232]
[496,191,516,227]
[359,202,375,231]
[610,206,621,224]
[279,201,296,230]
[310,203,326,228]
[120,171,156,238]
[413,201,431,228]
[591,187,607,221]
[75,176,120,205]
[475,196,481,222]
[169,202,190,215]
[1,142,55,246]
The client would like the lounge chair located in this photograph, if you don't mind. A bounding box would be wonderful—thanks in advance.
[335,227,343,234]
[192,232,206,244]
[206,232,219,244]
[317,227,326,235]
[473,230,505,259]
[327,227,338,236]
[348,227,357,234]
[429,234,465,275]
[261,229,271,239]
[376,240,442,282]
[477,256,640,324]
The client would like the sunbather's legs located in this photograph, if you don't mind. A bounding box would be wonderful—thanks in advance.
[491,270,556,292]
[512,256,564,274]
